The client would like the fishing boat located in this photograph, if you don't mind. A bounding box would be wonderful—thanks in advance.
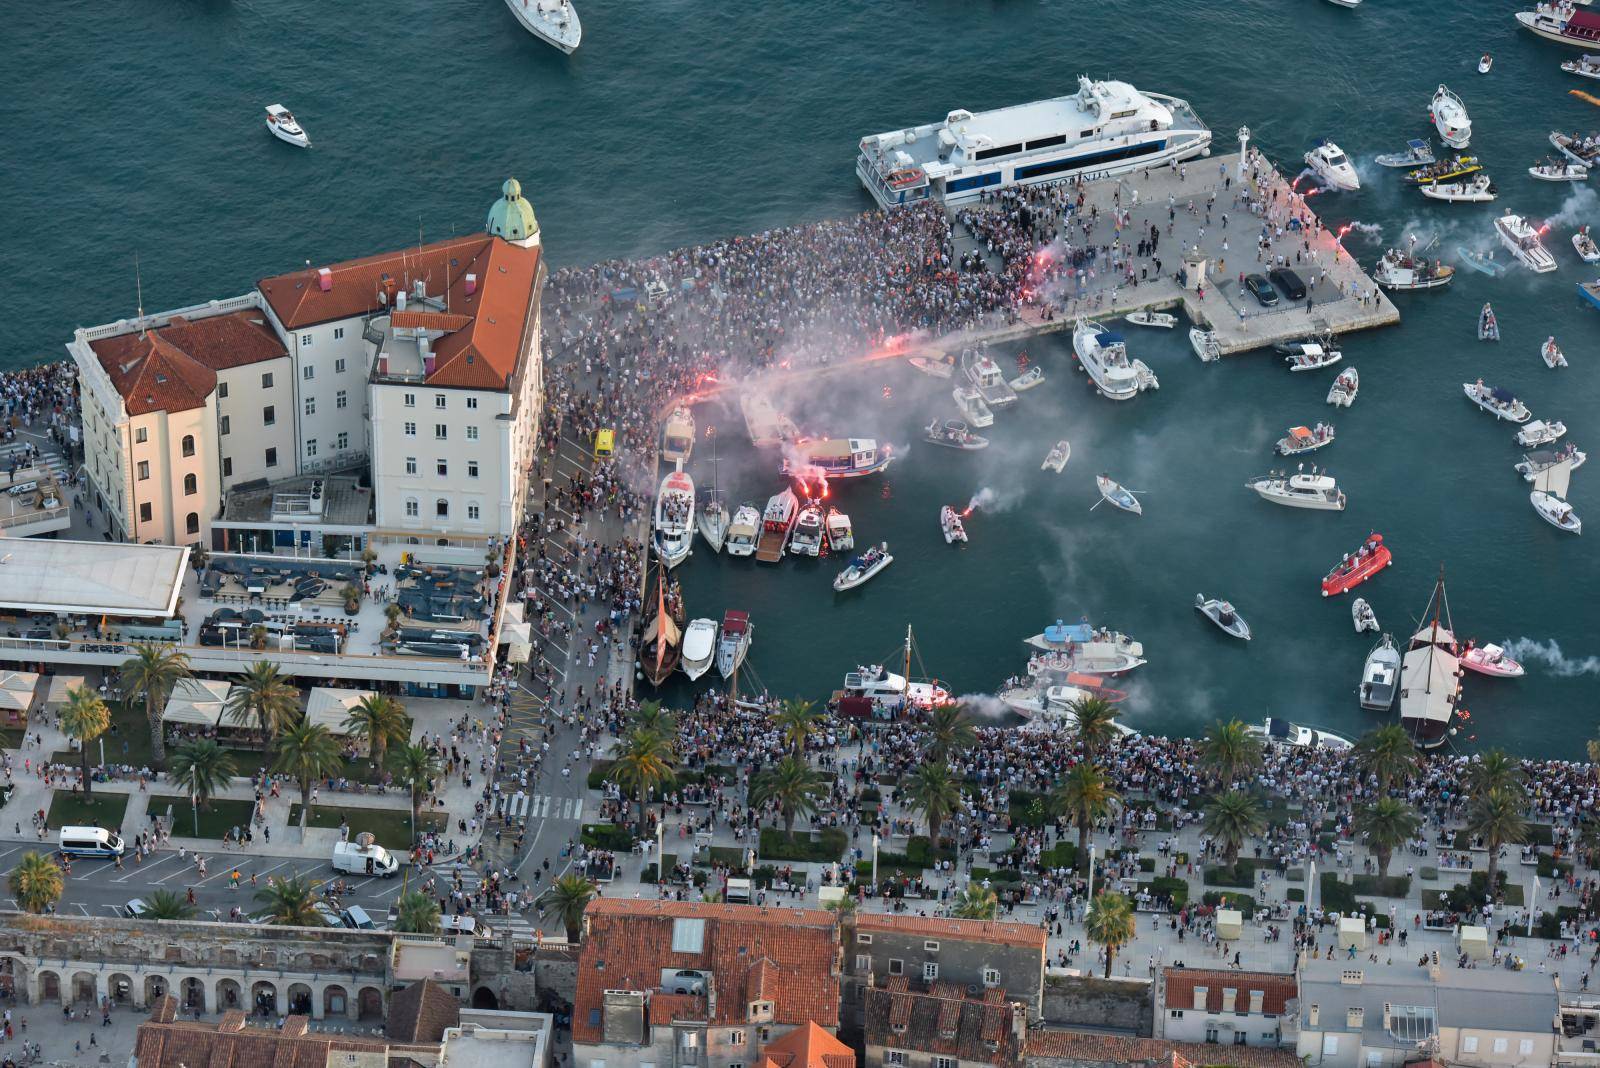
[1194,594,1251,641]
[1463,380,1532,422]
[740,391,800,447]
[963,350,1019,410]
[1562,53,1600,77]
[1519,1,1600,46]
[1398,572,1464,749]
[1480,53,1494,73]
[1530,158,1590,181]
[680,618,718,682]
[940,505,968,545]
[1458,247,1508,276]
[652,468,696,569]
[1321,532,1392,597]
[639,566,684,688]
[1576,225,1600,262]
[1359,634,1403,711]
[1517,419,1567,447]
[1249,718,1354,751]
[1073,318,1155,400]
[1532,460,1583,534]
[1462,641,1526,678]
[503,0,581,53]
[1542,336,1570,368]
[833,542,893,592]
[1024,620,1147,674]
[1327,367,1361,407]
[908,352,956,378]
[1189,327,1221,363]
[1374,244,1455,290]
[661,407,695,464]
[1352,597,1379,633]
[1553,130,1600,166]
[825,506,854,551]
[839,662,950,712]
[264,105,311,148]
[715,610,752,679]
[1282,344,1343,372]
[1580,279,1600,311]
[1495,212,1559,273]
[1009,366,1045,392]
[754,488,799,563]
[1094,475,1142,515]
[724,503,760,558]
[1431,85,1472,148]
[697,492,729,553]
[953,386,995,428]
[1275,424,1336,456]
[787,503,825,557]
[1126,309,1178,329]
[924,417,989,450]
[1304,139,1361,191]
[1517,443,1587,481]
[1479,303,1500,341]
[1421,174,1497,202]
[1042,440,1071,473]
[781,438,894,480]
[1246,467,1346,510]
[1375,139,1436,168]
[1404,154,1481,184]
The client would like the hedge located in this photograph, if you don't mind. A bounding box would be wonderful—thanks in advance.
[1202,890,1256,911]
[581,823,635,851]
[759,826,847,862]
[1149,876,1189,908]
[1351,874,1411,898]
[1040,841,1079,871]
[1320,873,1358,914]
[1203,862,1259,888]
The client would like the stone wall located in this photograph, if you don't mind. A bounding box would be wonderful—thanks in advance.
[1040,975,1153,1036]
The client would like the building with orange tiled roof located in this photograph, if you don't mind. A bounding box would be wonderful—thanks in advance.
[572,899,843,1068]
[864,976,1028,1068]
[759,1021,857,1068]
[1154,968,1296,1049]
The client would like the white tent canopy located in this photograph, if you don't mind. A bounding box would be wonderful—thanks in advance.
[305,687,374,735]
[163,678,232,726]
[44,676,87,710]
[0,671,40,714]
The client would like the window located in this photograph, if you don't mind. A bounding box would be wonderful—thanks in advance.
[220,415,231,436]
[405,457,417,475]
[181,435,195,457]
[222,458,232,478]
[887,959,903,976]
[727,1030,745,1046]
[1519,1039,1535,1055]
[265,447,278,468]
[1233,1033,1246,1046]
[466,396,478,409]
[854,955,871,972]
[467,461,479,478]
[1321,1036,1339,1056]
[466,425,479,441]
[186,512,199,535]
[218,383,228,399]
[336,431,348,450]
[1170,1010,1184,1019]
[934,1058,957,1068]
[924,941,941,952]
[405,499,418,517]
[300,334,312,347]
[435,499,448,518]
[436,460,448,477]
[434,424,447,440]
[857,934,873,945]
[262,372,273,389]
[589,1061,605,1068]
[306,439,318,458]
[748,1002,774,1024]
[885,1055,906,1068]
[983,967,1001,987]
[1460,1037,1479,1054]
[1491,1038,1507,1054]
[136,461,150,481]
[404,422,416,437]
[302,365,315,380]
[403,393,416,408]
[336,390,347,409]
[135,428,148,444]
[922,962,939,981]
[1205,1029,1218,1045]
[183,473,197,496]
[756,1028,770,1045]
[304,397,316,416]
[435,394,447,409]
[467,503,480,520]
[139,502,152,523]
[263,405,275,426]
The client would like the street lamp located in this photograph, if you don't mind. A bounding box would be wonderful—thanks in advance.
[1085,844,1097,914]
[871,834,880,886]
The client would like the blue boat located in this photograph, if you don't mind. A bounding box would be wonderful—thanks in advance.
[1578,280,1600,312]
[1457,246,1508,277]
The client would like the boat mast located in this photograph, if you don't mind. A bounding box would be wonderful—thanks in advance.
[904,625,913,704]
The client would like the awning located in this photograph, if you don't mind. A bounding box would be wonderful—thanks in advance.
[44,676,87,710]
[503,601,525,624]
[163,678,231,726]
[304,687,373,734]
[507,641,532,665]
[502,621,532,646]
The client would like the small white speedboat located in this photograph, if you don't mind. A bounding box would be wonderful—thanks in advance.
[1480,302,1500,342]
[1250,717,1354,751]
[1094,475,1142,516]
[924,418,988,451]
[1189,327,1221,363]
[1530,159,1590,182]
[1326,367,1360,407]
[1576,226,1600,263]
[1324,0,1361,8]
[1422,174,1497,202]
[833,543,894,591]
[940,505,968,545]
[1479,54,1494,74]
[1532,490,1582,534]
[825,507,854,551]
[1042,440,1071,473]
[1552,130,1600,167]
[1283,344,1343,372]
[723,504,760,558]
[1010,366,1045,392]
[1195,594,1251,641]
[1495,212,1559,273]
[1517,419,1567,447]
[1562,54,1600,81]
[503,0,582,53]
[1304,139,1361,191]
[1462,641,1526,678]
[265,104,310,148]
[1463,380,1532,423]
[953,386,994,428]
[1375,139,1435,168]
[679,618,719,681]
[1126,310,1177,329]
[1542,336,1570,368]
[1276,424,1336,456]
[1246,468,1346,510]
[1352,597,1379,633]
[908,354,955,378]
[1432,84,1472,148]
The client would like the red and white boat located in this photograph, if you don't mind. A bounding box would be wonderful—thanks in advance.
[1462,641,1526,677]
[1320,533,1392,597]
[781,437,894,480]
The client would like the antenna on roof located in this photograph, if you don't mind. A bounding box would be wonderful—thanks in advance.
[134,253,146,337]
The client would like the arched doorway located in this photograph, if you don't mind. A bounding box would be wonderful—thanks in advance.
[251,981,277,1017]
[144,975,167,1005]
[286,983,313,1017]
[180,977,205,1012]
[37,971,59,1004]
[107,973,135,1006]
[323,985,348,1018]
[472,986,500,1010]
[216,979,242,1012]
[70,971,97,1005]
[0,957,19,1001]
[357,986,383,1020]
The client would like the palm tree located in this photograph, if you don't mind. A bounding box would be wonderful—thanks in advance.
[630,701,676,740]
[952,883,999,920]
[748,756,827,839]
[1084,891,1136,979]
[771,698,819,754]
[390,743,443,838]
[140,889,196,921]
[1067,695,1122,762]
[1470,787,1529,894]
[253,875,325,926]
[1355,725,1418,794]
[9,852,62,915]
[169,740,238,810]
[608,728,677,837]
[1203,791,1265,869]
[1588,731,1600,766]
[537,874,597,942]
[1049,763,1122,876]
[903,764,963,845]
[924,704,977,762]
[59,686,110,799]
[223,660,300,741]
[120,642,192,768]
[344,693,409,772]
[1468,750,1526,801]
[272,721,344,827]
[824,895,858,918]
[394,891,441,934]
[1353,797,1420,877]
[1198,719,1263,785]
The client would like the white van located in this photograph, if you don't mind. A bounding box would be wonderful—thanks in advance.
[59,826,123,858]
[330,840,399,877]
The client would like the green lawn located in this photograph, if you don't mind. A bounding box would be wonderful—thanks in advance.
[582,823,636,851]
[46,790,130,831]
[1040,841,1080,871]
[1141,876,1189,909]
[287,803,443,848]
[148,795,258,840]
[758,826,846,863]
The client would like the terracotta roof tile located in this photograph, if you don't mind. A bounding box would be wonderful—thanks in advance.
[1024,1029,1301,1068]
[132,1000,438,1068]
[88,309,286,415]
[865,980,1022,1068]
[386,978,461,1043]
[390,310,474,332]
[1160,968,1297,1017]
[762,1021,857,1068]
[651,992,709,1024]
[855,913,1047,950]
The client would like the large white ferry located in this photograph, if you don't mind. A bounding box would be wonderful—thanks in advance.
[856,76,1211,208]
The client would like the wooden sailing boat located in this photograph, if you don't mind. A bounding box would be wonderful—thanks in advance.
[640,561,684,687]
[1397,568,1463,749]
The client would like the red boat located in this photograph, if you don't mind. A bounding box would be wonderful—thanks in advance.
[1321,533,1392,597]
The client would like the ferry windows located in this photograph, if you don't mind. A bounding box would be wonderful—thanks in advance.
[946,171,1002,194]
[1025,134,1066,150]
[974,142,1023,161]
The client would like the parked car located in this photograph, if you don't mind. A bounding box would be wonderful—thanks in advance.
[1245,274,1279,307]
[1270,267,1308,300]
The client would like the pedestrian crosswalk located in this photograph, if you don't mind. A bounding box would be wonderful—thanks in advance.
[492,791,583,823]
[0,441,69,482]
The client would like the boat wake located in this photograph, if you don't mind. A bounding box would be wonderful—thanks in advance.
[1497,637,1600,677]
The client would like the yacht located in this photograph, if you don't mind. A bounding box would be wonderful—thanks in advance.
[1304,140,1361,190]
[652,468,696,568]
[1194,594,1251,640]
[953,386,995,427]
[1375,139,1435,168]
[661,407,695,465]
[1517,419,1567,447]
[1495,212,1558,273]
[740,391,800,447]
[1327,367,1360,407]
[1249,718,1354,751]
[1420,174,1497,203]
[1074,318,1155,400]
[1532,480,1583,533]
[856,76,1211,208]
[716,610,753,679]
[754,489,799,563]
[1463,380,1532,423]
[840,661,949,710]
[1024,620,1147,674]
[1518,443,1587,481]
[1431,85,1472,148]
[1373,245,1454,290]
[264,105,310,148]
[833,543,894,592]
[1517,2,1600,47]
[1359,635,1403,711]
[1276,424,1336,456]
[781,438,893,480]
[1246,468,1347,510]
[680,618,718,682]
[963,350,1019,410]
[825,507,854,551]
[1399,574,1464,749]
[724,504,760,558]
[503,0,582,53]
[788,503,825,557]
[1000,684,1136,734]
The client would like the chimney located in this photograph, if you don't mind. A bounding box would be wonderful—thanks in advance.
[1340,969,1363,986]
[318,267,333,292]
[1345,1007,1364,1031]
[1308,1005,1320,1028]
[414,279,427,300]
[396,290,408,312]
[465,273,478,296]
[1192,986,1207,1012]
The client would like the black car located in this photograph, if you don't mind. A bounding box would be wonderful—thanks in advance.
[1269,267,1308,301]
[1244,274,1278,307]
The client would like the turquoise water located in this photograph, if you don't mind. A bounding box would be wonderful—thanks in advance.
[9,0,1600,755]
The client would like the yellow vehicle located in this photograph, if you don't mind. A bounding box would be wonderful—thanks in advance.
[593,428,615,458]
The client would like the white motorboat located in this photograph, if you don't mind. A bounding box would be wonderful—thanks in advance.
[953,386,995,428]
[1009,366,1045,392]
[1552,130,1600,166]
[724,504,760,558]
[1304,139,1361,191]
[1246,467,1346,510]
[1518,443,1587,481]
[1282,344,1342,372]
[1462,641,1526,678]
[1189,327,1221,363]
[825,507,854,552]
[1024,620,1147,673]
[1495,212,1559,273]
[908,353,956,378]
[1542,337,1570,368]
[1352,597,1379,633]
[740,391,800,447]
[1531,457,1582,533]
[264,105,310,148]
[1575,226,1600,262]
[1327,367,1360,407]
[1094,475,1142,516]
[1042,440,1071,473]
[1563,53,1600,79]
[1126,310,1178,329]
[503,0,582,53]
[1464,380,1532,422]
[1373,245,1454,291]
[940,505,968,545]
[1249,717,1354,751]
[924,417,989,450]
[1375,139,1436,168]
[833,543,894,592]
[1517,419,1568,447]
[1276,423,1336,456]
[1479,53,1494,74]
[661,407,695,465]
[679,618,718,681]
[697,492,729,553]
[1517,2,1600,48]
[1479,303,1500,342]
[788,503,825,557]
[1530,159,1590,181]
[1431,85,1472,148]
[715,610,752,679]
[964,350,1019,410]
[1420,174,1497,202]
[652,468,696,568]
[1195,594,1251,641]
[999,684,1135,734]
[782,437,894,481]
[1324,0,1361,8]
[754,489,800,563]
[1359,634,1403,711]
[1073,318,1157,400]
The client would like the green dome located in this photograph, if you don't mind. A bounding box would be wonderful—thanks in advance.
[486,178,540,243]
